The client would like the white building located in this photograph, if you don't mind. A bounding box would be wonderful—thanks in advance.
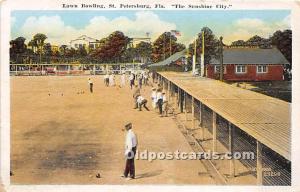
[69,35,99,52]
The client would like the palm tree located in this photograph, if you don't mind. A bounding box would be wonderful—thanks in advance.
[28,39,37,52]
[59,45,67,62]
[33,33,47,63]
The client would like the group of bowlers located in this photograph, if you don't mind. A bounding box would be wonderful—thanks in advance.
[88,70,154,93]
[132,82,169,117]
[87,71,171,180]
[129,70,153,90]
[122,79,170,181]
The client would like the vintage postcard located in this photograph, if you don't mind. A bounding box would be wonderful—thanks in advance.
[1,0,300,191]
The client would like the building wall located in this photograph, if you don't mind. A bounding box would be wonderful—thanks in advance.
[207,64,284,81]
[51,45,59,53]
[70,39,89,49]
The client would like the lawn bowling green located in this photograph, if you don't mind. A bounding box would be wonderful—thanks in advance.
[10,73,291,185]
[11,75,215,184]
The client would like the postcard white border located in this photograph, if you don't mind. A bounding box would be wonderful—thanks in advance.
[1,0,300,191]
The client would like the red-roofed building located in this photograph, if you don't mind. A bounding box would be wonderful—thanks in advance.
[207,47,290,81]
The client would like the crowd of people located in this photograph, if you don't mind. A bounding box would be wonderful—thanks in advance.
[86,70,171,180]
[87,70,170,117]
[130,71,169,117]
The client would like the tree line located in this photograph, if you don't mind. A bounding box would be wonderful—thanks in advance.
[10,31,185,65]
[10,28,292,68]
[188,28,292,69]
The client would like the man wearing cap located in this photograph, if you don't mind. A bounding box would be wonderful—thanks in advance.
[88,78,93,93]
[120,72,126,87]
[132,85,141,109]
[162,92,169,117]
[156,88,163,116]
[137,95,150,111]
[122,123,138,180]
[129,72,135,89]
[151,88,157,109]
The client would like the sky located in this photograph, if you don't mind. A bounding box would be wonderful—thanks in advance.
[11,10,291,46]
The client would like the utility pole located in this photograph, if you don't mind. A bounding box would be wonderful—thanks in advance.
[219,36,224,81]
[170,32,172,57]
[37,39,42,64]
[163,33,166,60]
[192,37,197,75]
[200,31,205,77]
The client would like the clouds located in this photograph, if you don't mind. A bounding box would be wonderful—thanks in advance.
[15,11,176,45]
[84,11,176,41]
[223,14,291,44]
[12,11,291,46]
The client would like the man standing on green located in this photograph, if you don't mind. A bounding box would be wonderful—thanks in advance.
[121,123,138,180]
[88,78,93,93]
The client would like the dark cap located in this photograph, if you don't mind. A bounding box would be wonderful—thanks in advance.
[125,123,132,129]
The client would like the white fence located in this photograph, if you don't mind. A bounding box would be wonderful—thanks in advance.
[10,63,144,76]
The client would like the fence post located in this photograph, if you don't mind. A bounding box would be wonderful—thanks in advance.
[184,92,187,122]
[229,122,235,177]
[212,111,217,153]
[199,102,204,141]
[179,89,182,112]
[257,141,263,185]
[168,81,171,101]
[68,65,70,74]
[176,87,179,109]
[192,97,195,129]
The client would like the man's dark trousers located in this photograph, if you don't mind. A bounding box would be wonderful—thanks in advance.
[157,99,163,114]
[124,146,137,178]
[90,83,93,93]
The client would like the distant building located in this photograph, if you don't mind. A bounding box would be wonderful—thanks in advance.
[88,40,102,52]
[128,37,151,48]
[51,45,59,53]
[207,47,290,81]
[69,35,99,53]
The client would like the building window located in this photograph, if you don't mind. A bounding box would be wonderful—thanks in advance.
[75,44,78,48]
[257,65,268,73]
[235,65,247,74]
[214,65,226,74]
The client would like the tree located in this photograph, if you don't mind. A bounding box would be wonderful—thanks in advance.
[151,32,185,63]
[65,47,76,62]
[59,45,68,62]
[245,35,263,46]
[231,40,246,47]
[28,39,37,52]
[43,43,52,63]
[59,45,67,55]
[77,46,88,57]
[76,46,89,63]
[121,47,137,63]
[33,33,47,45]
[91,31,129,63]
[10,37,27,63]
[135,41,152,63]
[32,33,47,63]
[270,29,292,66]
[188,27,219,66]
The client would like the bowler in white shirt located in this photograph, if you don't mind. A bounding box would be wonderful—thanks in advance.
[122,123,138,180]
